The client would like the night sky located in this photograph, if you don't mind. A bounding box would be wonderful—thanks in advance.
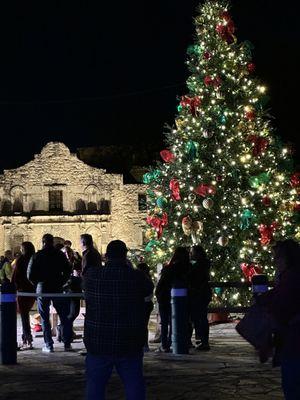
[1,0,299,171]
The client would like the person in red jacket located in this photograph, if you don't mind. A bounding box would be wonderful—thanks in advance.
[12,242,36,349]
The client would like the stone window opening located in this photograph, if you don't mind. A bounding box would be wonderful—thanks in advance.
[13,197,23,213]
[49,190,63,212]
[138,194,147,211]
[10,186,25,214]
[76,199,87,213]
[99,199,111,215]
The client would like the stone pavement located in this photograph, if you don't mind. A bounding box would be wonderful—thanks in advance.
[0,317,283,400]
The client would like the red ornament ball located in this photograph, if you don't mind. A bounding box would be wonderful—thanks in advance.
[203,52,211,60]
[216,175,223,182]
[247,63,256,73]
[262,196,271,207]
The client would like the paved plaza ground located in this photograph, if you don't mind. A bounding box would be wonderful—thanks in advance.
[0,316,283,400]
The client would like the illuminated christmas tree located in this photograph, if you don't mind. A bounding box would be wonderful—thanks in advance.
[143,0,300,286]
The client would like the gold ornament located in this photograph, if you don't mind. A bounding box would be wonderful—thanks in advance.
[279,201,294,212]
[203,130,214,139]
[175,119,184,129]
[182,216,203,236]
[182,215,193,236]
[217,236,229,247]
[188,193,197,203]
[145,229,156,240]
[202,198,214,209]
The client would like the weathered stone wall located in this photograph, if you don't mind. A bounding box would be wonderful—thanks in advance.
[0,142,146,255]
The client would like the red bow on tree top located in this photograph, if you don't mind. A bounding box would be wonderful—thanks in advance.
[194,184,216,198]
[258,222,278,246]
[180,96,201,116]
[146,212,168,239]
[216,11,235,44]
[247,135,269,156]
[240,263,263,282]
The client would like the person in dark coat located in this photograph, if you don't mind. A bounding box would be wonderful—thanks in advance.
[27,233,72,353]
[137,263,154,352]
[84,240,153,400]
[188,245,212,351]
[12,241,36,349]
[155,247,190,352]
[80,234,102,275]
[257,239,300,399]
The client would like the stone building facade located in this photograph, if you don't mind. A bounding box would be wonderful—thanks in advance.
[0,142,147,255]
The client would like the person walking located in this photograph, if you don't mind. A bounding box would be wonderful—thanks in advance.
[257,239,300,399]
[84,240,153,400]
[12,242,36,349]
[136,263,154,352]
[155,247,190,353]
[188,245,212,351]
[27,233,72,353]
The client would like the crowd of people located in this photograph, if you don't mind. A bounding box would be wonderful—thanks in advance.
[0,235,212,354]
[1,235,300,399]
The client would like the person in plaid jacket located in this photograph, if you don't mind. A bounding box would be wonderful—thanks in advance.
[84,239,154,400]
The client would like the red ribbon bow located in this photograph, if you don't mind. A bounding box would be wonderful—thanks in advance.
[204,76,222,88]
[216,11,235,44]
[146,212,168,239]
[194,184,216,198]
[169,179,181,201]
[180,96,201,116]
[247,135,269,156]
[160,150,175,163]
[258,222,278,245]
[240,263,263,282]
[290,172,300,188]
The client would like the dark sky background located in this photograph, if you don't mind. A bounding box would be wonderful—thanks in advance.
[0,0,299,171]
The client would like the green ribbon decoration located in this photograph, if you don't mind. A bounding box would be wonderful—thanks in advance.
[187,44,202,56]
[185,140,198,160]
[240,209,254,230]
[145,239,159,252]
[143,169,162,184]
[146,189,156,198]
[214,287,223,296]
[249,172,270,188]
